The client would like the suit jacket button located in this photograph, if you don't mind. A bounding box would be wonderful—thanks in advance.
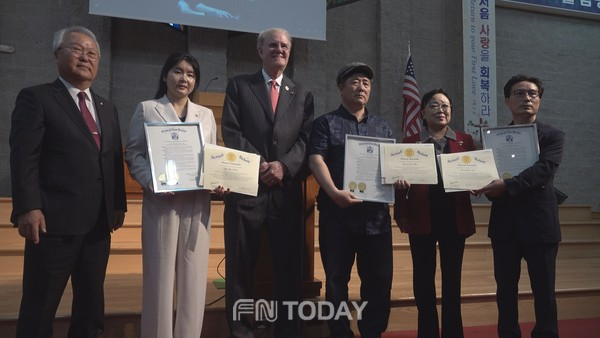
[97,177,104,182]
[272,139,277,145]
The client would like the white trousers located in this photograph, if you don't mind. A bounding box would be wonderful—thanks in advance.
[140,191,211,338]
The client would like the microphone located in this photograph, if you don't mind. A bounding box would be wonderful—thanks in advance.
[203,76,218,92]
[0,44,15,54]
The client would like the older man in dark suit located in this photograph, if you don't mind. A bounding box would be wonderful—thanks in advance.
[475,75,565,338]
[10,26,127,338]
[221,27,314,338]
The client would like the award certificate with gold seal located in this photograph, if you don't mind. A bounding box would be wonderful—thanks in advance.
[482,124,539,179]
[144,122,205,193]
[380,143,437,185]
[343,134,395,203]
[202,143,260,197]
[438,149,500,190]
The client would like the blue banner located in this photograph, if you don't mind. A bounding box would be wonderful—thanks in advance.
[463,0,498,140]
[498,0,600,18]
[327,0,361,9]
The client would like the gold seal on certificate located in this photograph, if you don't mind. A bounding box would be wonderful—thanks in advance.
[358,182,367,193]
[144,122,205,193]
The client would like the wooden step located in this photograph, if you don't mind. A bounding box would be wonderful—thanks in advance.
[387,292,600,332]
[0,198,225,227]
[3,226,599,260]
[4,198,594,227]
[471,220,600,242]
[4,218,600,247]
[470,203,594,223]
[2,218,600,277]
[1,252,599,318]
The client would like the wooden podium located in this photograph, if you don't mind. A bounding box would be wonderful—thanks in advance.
[186,92,321,298]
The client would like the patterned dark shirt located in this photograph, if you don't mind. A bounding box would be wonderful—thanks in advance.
[308,105,394,235]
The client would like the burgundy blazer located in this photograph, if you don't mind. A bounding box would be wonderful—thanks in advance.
[394,131,476,236]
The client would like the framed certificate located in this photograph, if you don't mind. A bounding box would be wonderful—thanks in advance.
[482,124,539,179]
[343,134,395,204]
[144,122,205,193]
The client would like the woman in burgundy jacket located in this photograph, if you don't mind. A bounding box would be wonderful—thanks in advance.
[394,88,476,338]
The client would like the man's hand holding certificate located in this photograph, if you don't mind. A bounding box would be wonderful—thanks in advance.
[380,143,437,185]
[438,149,500,191]
[203,144,260,196]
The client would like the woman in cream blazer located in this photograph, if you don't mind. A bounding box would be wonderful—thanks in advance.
[125,52,217,338]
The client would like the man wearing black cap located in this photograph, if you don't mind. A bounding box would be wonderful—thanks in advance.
[308,62,394,338]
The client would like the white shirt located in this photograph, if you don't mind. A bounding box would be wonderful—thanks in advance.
[58,77,100,126]
[261,69,282,93]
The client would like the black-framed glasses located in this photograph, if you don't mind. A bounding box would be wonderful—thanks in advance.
[511,89,539,99]
[60,45,100,61]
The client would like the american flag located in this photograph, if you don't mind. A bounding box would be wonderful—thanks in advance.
[402,53,421,137]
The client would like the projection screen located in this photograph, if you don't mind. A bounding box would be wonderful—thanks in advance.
[89,0,326,40]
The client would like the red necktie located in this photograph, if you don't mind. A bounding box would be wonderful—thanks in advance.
[77,91,101,149]
[270,80,278,114]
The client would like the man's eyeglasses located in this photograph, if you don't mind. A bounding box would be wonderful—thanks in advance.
[60,45,100,62]
[265,42,290,51]
[511,89,539,99]
[427,103,451,112]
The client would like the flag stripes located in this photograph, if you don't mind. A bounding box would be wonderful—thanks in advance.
[402,54,421,137]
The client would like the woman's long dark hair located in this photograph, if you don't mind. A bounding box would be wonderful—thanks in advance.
[154,52,201,100]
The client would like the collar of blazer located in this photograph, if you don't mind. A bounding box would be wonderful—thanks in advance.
[51,79,104,150]
[154,95,200,123]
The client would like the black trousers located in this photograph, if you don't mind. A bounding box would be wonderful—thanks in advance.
[319,211,393,338]
[224,192,303,338]
[16,216,111,338]
[408,233,466,338]
[492,237,559,338]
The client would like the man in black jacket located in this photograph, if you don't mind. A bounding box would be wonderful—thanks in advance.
[476,74,565,338]
[10,26,127,338]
